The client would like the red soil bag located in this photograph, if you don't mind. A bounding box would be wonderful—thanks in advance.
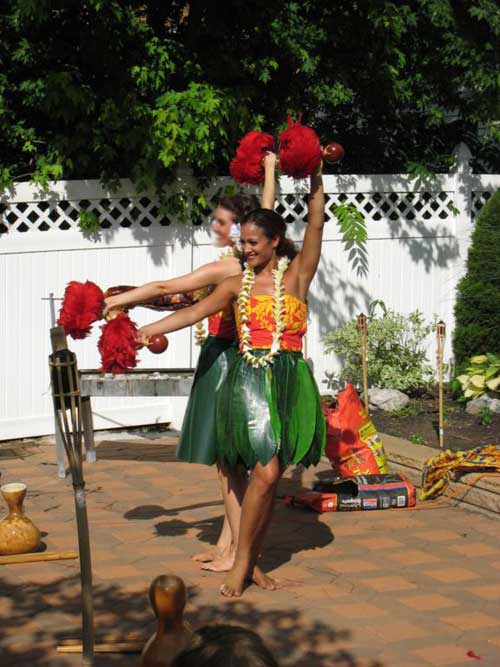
[322,383,389,476]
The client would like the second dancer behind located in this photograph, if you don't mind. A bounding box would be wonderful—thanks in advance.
[139,161,327,597]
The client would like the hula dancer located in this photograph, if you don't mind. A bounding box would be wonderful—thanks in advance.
[103,153,277,570]
[139,161,326,596]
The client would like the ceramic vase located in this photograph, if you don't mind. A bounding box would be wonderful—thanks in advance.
[141,574,192,667]
[0,483,41,556]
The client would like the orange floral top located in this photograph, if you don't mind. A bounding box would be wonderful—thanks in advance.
[208,305,237,340]
[234,294,307,352]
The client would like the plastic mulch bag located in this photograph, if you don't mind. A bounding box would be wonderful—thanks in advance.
[322,383,389,476]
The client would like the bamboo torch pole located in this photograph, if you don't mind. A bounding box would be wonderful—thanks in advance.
[49,327,94,667]
[436,321,446,450]
[357,313,369,413]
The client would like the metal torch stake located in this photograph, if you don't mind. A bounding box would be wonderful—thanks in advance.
[436,321,446,450]
[49,326,94,666]
[357,313,369,413]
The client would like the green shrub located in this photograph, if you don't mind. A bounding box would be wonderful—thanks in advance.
[453,190,500,364]
[323,306,437,394]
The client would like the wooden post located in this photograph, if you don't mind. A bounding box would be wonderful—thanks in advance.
[357,313,369,413]
[437,321,446,449]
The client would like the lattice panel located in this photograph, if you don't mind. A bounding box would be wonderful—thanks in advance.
[276,191,455,226]
[471,191,492,220]
[0,196,173,235]
[0,188,458,235]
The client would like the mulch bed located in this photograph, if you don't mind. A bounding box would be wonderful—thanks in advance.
[372,390,500,452]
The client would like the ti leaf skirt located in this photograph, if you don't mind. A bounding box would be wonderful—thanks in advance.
[216,350,326,468]
[176,335,237,465]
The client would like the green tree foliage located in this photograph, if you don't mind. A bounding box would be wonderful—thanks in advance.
[1,0,499,191]
[453,190,500,363]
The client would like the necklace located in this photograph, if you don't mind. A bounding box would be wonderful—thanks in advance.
[194,246,239,346]
[238,256,290,367]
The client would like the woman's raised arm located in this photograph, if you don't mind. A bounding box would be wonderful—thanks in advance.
[261,152,277,210]
[295,161,325,293]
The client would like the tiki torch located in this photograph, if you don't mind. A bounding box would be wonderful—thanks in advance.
[436,321,446,450]
[49,326,94,666]
[357,313,369,413]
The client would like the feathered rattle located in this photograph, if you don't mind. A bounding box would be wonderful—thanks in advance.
[230,115,344,185]
[57,282,201,373]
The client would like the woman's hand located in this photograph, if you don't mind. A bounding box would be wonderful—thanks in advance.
[103,296,119,318]
[137,326,151,348]
[263,151,277,171]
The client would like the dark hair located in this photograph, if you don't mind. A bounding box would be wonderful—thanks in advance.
[242,208,298,260]
[172,625,280,667]
[218,194,259,224]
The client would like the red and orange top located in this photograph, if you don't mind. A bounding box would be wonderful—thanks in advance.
[208,306,237,340]
[234,294,307,352]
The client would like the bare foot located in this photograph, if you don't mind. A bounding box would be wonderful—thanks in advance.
[251,566,280,590]
[201,551,235,572]
[220,563,248,598]
[192,546,225,563]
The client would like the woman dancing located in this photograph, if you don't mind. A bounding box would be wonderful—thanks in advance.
[103,153,277,571]
[138,161,326,596]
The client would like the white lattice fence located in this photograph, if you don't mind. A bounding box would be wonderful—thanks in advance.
[1,186,462,236]
[0,172,499,440]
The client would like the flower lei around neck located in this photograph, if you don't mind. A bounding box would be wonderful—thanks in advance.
[194,246,240,346]
[238,256,290,368]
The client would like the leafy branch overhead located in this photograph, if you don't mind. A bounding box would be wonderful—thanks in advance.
[1,0,499,193]
[333,204,368,277]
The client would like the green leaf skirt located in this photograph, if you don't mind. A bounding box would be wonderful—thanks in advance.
[176,335,237,465]
[216,350,326,468]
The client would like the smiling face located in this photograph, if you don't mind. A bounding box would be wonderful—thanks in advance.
[211,206,236,247]
[240,222,279,269]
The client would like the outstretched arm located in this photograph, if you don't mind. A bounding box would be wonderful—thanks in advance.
[139,278,239,339]
[103,260,238,316]
[260,152,277,210]
[296,161,325,292]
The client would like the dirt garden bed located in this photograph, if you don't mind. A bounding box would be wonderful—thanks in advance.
[371,389,500,451]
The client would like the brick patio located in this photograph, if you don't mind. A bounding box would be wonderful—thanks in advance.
[1,435,500,667]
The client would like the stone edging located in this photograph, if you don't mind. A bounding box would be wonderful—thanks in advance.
[381,432,500,518]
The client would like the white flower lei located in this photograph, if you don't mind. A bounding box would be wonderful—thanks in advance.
[194,247,239,346]
[238,256,290,368]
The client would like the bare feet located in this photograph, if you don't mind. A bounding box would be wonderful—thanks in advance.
[220,563,248,598]
[201,550,235,572]
[192,546,225,563]
[220,564,281,597]
[251,566,280,590]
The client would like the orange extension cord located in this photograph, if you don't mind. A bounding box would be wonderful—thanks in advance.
[395,472,500,511]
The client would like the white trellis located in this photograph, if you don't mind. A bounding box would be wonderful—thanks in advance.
[1,162,499,440]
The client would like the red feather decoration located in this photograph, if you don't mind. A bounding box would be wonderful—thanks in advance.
[229,131,275,185]
[57,281,104,339]
[278,115,321,179]
[98,313,139,374]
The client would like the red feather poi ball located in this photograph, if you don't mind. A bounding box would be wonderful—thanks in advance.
[229,131,275,185]
[147,334,169,354]
[98,312,139,374]
[278,115,321,179]
[57,280,104,339]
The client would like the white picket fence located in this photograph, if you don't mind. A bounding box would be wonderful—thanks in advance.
[1,157,499,440]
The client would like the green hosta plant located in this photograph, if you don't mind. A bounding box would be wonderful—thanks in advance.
[457,354,500,400]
